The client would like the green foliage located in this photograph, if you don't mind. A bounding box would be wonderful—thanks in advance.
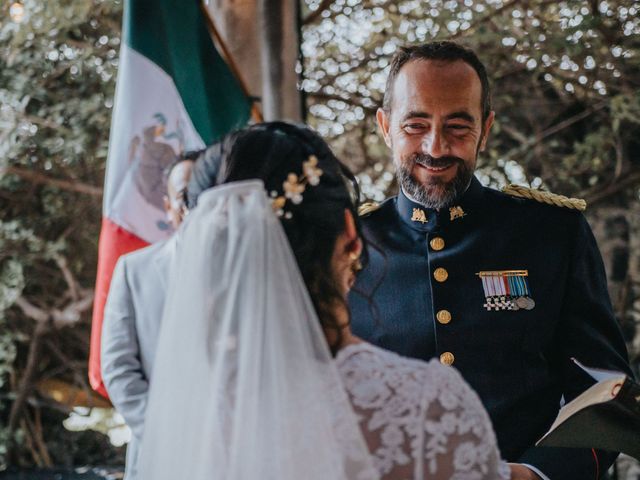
[0,259,24,313]
[611,91,640,132]
[0,0,123,469]
[0,258,25,396]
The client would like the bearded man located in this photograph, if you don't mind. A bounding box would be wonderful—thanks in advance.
[349,41,631,480]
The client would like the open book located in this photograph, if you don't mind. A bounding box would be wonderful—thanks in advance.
[536,358,640,460]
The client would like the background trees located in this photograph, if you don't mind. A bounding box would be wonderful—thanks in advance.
[1,0,123,469]
[1,0,639,474]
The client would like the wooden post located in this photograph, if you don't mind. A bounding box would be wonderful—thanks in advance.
[204,0,302,122]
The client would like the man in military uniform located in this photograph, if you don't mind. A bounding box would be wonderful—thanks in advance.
[349,41,631,479]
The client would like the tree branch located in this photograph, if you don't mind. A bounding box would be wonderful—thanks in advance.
[20,418,45,467]
[8,287,94,456]
[450,0,561,40]
[500,103,609,163]
[24,115,73,135]
[537,103,607,142]
[29,407,53,467]
[583,170,640,207]
[1,165,103,197]
[53,253,81,302]
[44,338,89,388]
[501,124,529,144]
[9,322,49,435]
[51,291,94,328]
[307,92,378,114]
[450,0,521,40]
[613,132,626,181]
[15,297,49,324]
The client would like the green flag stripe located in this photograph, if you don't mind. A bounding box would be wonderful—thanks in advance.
[123,0,250,144]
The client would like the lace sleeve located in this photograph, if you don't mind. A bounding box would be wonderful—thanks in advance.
[337,344,510,480]
[419,362,511,480]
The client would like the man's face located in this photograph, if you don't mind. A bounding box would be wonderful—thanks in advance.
[164,160,194,230]
[377,59,494,209]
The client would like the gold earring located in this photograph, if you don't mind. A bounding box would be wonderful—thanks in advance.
[349,252,362,273]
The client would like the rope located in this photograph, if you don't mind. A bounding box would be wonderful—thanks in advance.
[358,202,380,216]
[502,184,587,211]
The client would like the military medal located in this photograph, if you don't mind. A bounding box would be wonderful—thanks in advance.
[510,276,527,309]
[477,270,534,311]
[481,275,507,310]
[511,274,535,310]
[503,275,518,310]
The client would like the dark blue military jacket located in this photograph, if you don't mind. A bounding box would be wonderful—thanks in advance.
[350,176,631,479]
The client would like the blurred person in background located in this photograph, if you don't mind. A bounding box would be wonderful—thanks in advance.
[101,152,198,480]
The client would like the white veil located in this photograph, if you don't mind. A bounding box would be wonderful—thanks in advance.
[138,180,378,480]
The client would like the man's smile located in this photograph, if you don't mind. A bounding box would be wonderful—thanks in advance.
[415,162,456,174]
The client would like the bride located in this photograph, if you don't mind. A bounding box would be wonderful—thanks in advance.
[138,122,510,480]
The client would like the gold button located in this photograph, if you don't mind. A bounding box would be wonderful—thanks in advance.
[440,352,455,366]
[430,237,445,251]
[436,310,451,324]
[433,267,448,282]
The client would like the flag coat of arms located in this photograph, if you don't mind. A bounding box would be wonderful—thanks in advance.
[89,0,250,397]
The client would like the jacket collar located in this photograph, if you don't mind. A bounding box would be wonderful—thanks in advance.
[396,175,483,233]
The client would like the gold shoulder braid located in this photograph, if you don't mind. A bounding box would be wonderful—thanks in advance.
[358,202,380,217]
[502,184,587,211]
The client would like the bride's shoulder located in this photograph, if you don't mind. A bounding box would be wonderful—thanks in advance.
[336,341,403,365]
[337,344,477,412]
[337,342,462,381]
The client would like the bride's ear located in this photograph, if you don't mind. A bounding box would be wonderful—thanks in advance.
[343,209,362,257]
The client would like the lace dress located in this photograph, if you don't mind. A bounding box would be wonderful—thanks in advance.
[336,342,511,480]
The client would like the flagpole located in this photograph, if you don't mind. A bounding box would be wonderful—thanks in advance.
[200,2,264,123]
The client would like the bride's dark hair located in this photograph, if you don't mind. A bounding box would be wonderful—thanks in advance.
[188,122,366,354]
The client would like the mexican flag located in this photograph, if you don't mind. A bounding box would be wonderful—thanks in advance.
[89,0,251,397]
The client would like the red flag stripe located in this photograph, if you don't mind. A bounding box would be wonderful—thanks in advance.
[89,217,149,398]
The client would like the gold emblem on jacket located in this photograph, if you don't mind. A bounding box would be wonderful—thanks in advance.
[449,206,466,221]
[411,208,428,224]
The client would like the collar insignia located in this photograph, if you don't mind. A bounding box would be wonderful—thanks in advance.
[411,208,428,224]
[449,206,466,221]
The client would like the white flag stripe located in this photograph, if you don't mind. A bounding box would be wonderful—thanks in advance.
[104,45,205,243]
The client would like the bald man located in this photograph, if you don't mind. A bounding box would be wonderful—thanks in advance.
[101,156,195,480]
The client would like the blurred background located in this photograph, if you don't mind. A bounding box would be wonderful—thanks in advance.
[0,0,639,477]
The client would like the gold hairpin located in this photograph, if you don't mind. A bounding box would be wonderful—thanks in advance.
[270,155,323,219]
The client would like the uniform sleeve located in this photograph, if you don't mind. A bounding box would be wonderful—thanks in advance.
[518,213,632,479]
[101,258,149,440]
[420,364,511,480]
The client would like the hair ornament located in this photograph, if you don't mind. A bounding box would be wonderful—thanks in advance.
[303,155,323,186]
[270,155,323,219]
[284,173,305,204]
